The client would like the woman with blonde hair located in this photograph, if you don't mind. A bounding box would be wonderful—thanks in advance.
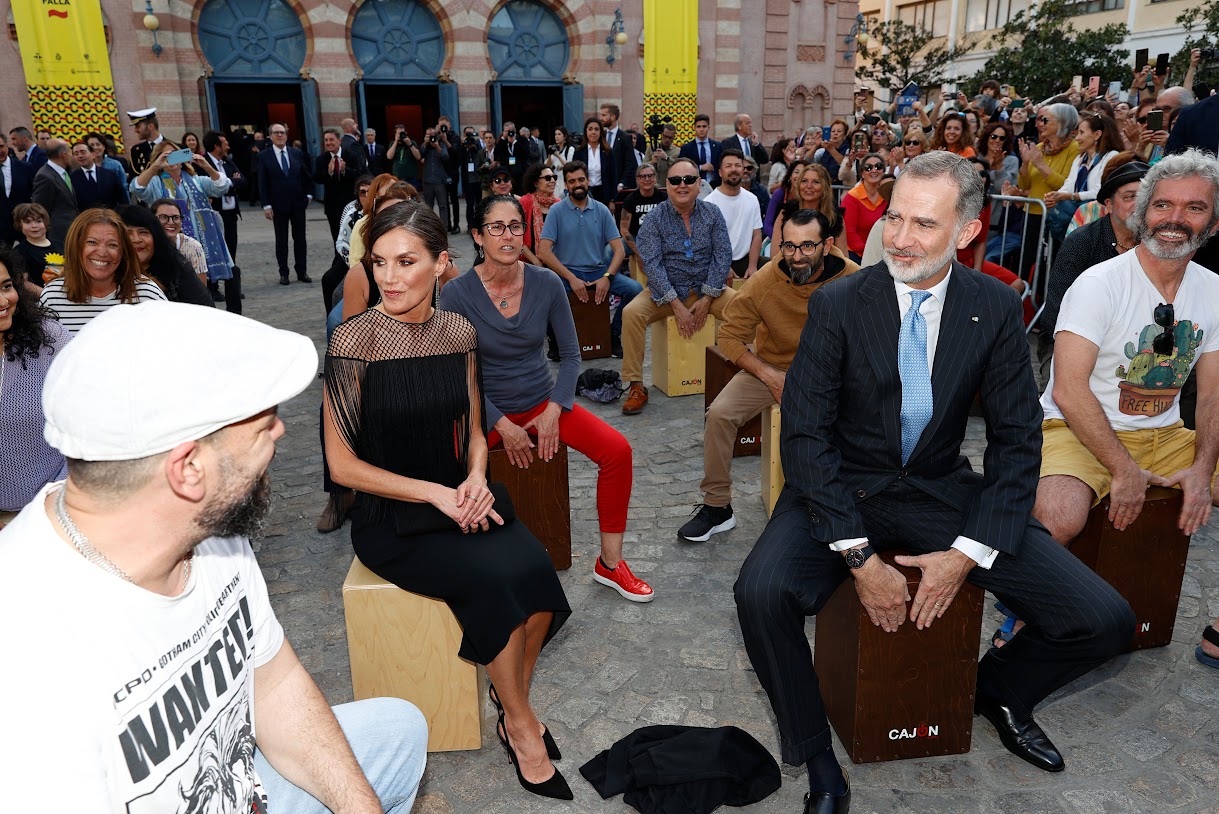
[773,162,838,240]
[39,209,166,334]
[890,128,929,176]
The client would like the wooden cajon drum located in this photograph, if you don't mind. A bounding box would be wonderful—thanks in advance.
[705,346,761,458]
[489,445,572,571]
[343,557,482,752]
[761,405,784,516]
[651,316,717,397]
[731,276,746,291]
[1069,486,1190,650]
[814,551,984,763]
[630,254,648,291]
[567,292,611,360]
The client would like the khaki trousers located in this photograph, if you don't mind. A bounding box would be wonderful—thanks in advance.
[0,510,17,531]
[620,288,737,383]
[702,371,776,506]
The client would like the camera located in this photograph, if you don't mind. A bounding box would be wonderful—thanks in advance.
[645,113,672,152]
[1200,47,1217,61]
[464,132,478,146]
[429,134,437,144]
[549,143,560,153]
[439,124,449,133]
[506,129,516,138]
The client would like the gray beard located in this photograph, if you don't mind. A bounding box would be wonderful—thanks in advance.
[884,240,958,285]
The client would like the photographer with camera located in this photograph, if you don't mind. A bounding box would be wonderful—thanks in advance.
[387,124,422,189]
[645,121,679,188]
[419,126,452,230]
[459,126,483,232]
[437,116,462,234]
[494,121,529,193]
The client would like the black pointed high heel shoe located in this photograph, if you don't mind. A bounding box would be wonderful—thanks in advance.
[496,713,574,801]
[490,683,561,760]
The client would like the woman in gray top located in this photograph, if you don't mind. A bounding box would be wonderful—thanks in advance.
[439,196,654,603]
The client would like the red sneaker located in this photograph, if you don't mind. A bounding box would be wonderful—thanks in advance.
[593,558,655,602]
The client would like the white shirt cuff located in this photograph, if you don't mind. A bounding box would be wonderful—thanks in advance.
[951,536,998,569]
[263,205,272,210]
[829,538,869,552]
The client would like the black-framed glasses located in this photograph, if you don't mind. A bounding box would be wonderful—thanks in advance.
[1036,116,1051,125]
[636,172,656,179]
[988,132,1007,141]
[904,140,921,146]
[1153,302,1175,355]
[668,174,699,186]
[779,239,825,256]
[483,221,526,236]
[539,173,556,181]
[863,163,885,172]
[156,213,181,223]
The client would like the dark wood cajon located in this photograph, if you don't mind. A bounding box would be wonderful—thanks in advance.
[488,445,572,571]
[814,551,984,763]
[567,292,611,360]
[1069,486,1190,650]
[704,346,762,458]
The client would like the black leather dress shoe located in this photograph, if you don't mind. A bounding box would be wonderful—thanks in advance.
[975,696,1064,772]
[297,273,313,283]
[279,276,290,286]
[803,775,850,814]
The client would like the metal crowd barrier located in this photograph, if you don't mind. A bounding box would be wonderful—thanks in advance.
[985,194,1053,334]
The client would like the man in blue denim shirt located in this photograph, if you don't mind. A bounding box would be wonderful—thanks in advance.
[619,156,735,415]
[538,161,643,356]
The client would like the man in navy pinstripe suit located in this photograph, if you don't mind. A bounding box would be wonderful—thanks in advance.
[734,152,1134,814]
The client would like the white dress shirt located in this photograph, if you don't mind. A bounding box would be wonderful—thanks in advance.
[1,157,11,197]
[830,269,999,569]
[586,146,603,187]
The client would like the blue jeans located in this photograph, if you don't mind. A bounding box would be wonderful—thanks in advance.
[562,266,642,338]
[255,697,427,812]
[326,299,344,342]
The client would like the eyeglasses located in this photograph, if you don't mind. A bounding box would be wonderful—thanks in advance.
[1153,302,1176,355]
[863,163,884,172]
[636,173,656,179]
[156,213,181,224]
[270,130,287,136]
[539,173,556,181]
[492,176,513,184]
[988,133,1007,141]
[483,221,526,236]
[904,140,921,147]
[668,174,699,187]
[1036,116,1051,125]
[779,239,825,256]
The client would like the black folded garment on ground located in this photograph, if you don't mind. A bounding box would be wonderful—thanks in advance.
[579,724,781,814]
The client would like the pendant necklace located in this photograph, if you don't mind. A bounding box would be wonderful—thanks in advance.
[479,271,524,310]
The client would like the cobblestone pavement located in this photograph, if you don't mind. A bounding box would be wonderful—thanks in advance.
[234,206,1218,814]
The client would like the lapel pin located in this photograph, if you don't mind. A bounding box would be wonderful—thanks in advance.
[971,316,980,322]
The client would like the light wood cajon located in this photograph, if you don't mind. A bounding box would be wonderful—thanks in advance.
[650,316,717,397]
[761,404,784,517]
[630,254,648,292]
[343,557,483,752]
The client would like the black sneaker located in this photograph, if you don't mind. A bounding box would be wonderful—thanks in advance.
[678,504,736,542]
[611,336,624,358]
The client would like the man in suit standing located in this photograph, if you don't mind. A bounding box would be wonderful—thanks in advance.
[734,152,1134,813]
[599,104,638,193]
[493,121,529,193]
[204,130,247,312]
[31,139,78,244]
[258,123,313,285]
[315,128,358,244]
[362,128,387,175]
[127,108,164,175]
[720,113,769,168]
[70,141,124,211]
[0,133,36,244]
[678,114,722,187]
[8,127,47,170]
[339,118,368,173]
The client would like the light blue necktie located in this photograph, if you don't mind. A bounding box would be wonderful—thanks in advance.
[899,290,934,465]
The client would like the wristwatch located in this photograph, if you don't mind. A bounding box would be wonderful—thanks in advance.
[844,544,875,569]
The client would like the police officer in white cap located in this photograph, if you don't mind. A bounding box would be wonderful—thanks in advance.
[0,302,427,812]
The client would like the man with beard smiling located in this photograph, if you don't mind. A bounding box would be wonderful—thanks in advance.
[679,209,857,542]
[735,152,1134,813]
[0,303,427,812]
[1033,149,1219,670]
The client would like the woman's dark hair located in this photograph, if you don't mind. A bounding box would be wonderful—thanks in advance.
[769,138,793,165]
[0,246,57,366]
[780,159,809,201]
[583,116,604,148]
[116,204,192,301]
[978,121,1013,165]
[522,162,544,194]
[969,157,994,206]
[1079,112,1123,155]
[363,200,453,274]
[354,173,375,190]
[554,126,571,146]
[470,195,526,262]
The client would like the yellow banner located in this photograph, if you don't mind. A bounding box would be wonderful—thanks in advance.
[12,0,124,148]
[643,0,698,143]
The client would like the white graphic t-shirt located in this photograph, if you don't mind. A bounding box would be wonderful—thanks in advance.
[0,483,285,813]
[1042,251,1219,431]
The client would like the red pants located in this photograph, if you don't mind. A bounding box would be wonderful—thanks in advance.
[486,401,632,534]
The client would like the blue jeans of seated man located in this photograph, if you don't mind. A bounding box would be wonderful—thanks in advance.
[327,299,344,342]
[255,697,427,813]
[562,267,642,338]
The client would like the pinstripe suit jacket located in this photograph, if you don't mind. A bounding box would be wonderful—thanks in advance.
[780,261,1042,556]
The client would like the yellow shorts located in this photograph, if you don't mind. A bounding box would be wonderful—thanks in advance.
[1040,419,1218,505]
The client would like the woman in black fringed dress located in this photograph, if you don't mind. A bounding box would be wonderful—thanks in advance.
[323,201,573,800]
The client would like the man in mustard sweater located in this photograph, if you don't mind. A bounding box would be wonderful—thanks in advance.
[679,209,859,541]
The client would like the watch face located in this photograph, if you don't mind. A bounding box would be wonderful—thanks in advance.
[846,548,866,569]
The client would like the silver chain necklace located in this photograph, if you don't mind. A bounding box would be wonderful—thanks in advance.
[55,487,192,587]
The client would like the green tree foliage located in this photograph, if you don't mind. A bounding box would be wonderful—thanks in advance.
[971,0,1129,103]
[1171,0,1219,87]
[855,19,956,93]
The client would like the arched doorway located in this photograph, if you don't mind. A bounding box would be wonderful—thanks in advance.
[488,0,582,140]
[197,0,319,162]
[351,0,455,151]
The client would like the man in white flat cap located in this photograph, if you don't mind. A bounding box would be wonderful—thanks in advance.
[127,108,163,175]
[0,302,427,812]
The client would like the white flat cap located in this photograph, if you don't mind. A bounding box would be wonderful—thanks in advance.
[43,302,318,461]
